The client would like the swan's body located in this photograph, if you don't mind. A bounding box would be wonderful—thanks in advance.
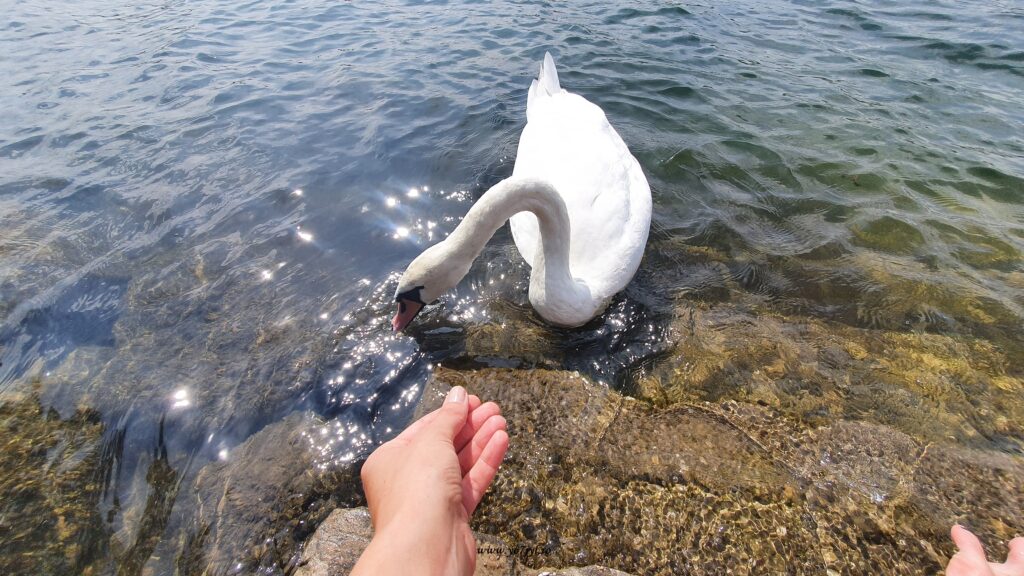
[393,53,651,330]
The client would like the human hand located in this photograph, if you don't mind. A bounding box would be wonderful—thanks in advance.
[351,386,509,576]
[947,525,1024,576]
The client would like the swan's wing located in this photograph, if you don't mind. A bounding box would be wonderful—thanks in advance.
[510,88,651,299]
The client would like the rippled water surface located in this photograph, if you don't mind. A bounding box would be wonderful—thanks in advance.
[1,0,1022,574]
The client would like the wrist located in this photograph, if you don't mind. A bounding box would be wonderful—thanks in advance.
[352,520,474,576]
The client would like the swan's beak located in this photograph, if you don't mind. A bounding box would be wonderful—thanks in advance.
[392,299,424,331]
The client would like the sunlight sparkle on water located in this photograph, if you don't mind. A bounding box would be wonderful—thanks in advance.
[296,228,314,242]
[171,388,191,409]
[373,183,471,245]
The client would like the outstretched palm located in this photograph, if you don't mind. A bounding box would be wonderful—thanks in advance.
[354,387,510,576]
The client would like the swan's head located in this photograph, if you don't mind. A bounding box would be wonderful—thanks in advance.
[392,241,470,331]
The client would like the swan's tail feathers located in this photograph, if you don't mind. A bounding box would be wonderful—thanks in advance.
[538,52,561,95]
[527,52,561,121]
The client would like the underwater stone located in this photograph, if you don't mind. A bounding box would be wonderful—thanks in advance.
[182,411,361,574]
[0,388,107,575]
[417,363,1020,574]
[294,507,373,576]
[535,567,634,575]
[294,506,525,576]
[850,215,925,255]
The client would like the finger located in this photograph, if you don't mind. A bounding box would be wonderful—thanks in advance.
[454,402,501,453]
[951,525,987,560]
[461,429,509,516]
[454,401,500,453]
[458,414,507,475]
[398,393,481,441]
[424,386,470,441]
[395,392,483,443]
[1004,537,1024,571]
[948,553,989,576]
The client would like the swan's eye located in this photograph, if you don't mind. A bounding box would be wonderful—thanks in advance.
[395,285,427,305]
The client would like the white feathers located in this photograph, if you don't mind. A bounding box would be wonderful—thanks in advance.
[511,52,651,307]
[397,53,652,328]
[527,52,563,121]
[538,52,561,95]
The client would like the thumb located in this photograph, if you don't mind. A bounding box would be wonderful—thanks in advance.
[1005,537,1024,571]
[425,386,470,441]
[951,525,986,559]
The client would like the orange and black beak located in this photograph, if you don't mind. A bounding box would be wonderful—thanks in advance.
[392,286,426,331]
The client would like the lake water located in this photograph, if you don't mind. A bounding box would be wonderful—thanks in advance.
[1,0,1022,574]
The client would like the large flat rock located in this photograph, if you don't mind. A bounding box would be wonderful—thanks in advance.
[179,411,361,574]
[295,506,634,576]
[414,365,1022,575]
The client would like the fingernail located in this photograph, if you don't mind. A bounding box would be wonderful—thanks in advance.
[446,386,466,404]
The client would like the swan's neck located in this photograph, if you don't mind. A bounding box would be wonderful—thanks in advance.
[444,177,591,325]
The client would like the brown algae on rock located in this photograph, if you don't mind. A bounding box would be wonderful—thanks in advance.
[421,362,1022,575]
[409,237,1023,574]
[0,386,107,575]
[4,212,1021,575]
[641,299,1023,447]
[850,216,925,255]
[179,412,363,575]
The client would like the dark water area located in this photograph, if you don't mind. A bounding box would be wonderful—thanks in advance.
[1,0,1022,574]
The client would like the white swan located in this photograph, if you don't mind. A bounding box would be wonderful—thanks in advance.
[393,53,651,330]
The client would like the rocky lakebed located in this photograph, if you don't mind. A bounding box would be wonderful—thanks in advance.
[4,271,1022,574]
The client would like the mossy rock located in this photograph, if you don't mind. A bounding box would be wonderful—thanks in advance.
[0,390,108,575]
[850,215,925,255]
[179,412,362,575]
[416,365,1022,575]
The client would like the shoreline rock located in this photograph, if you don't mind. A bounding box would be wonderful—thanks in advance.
[296,338,1022,575]
[295,506,636,576]
[421,365,1019,575]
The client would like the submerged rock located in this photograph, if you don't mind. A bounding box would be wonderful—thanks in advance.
[536,565,630,569]
[410,363,1022,575]
[0,386,108,575]
[294,507,519,576]
[295,506,633,576]
[850,215,925,255]
[642,298,1024,449]
[294,508,373,576]
[178,411,361,575]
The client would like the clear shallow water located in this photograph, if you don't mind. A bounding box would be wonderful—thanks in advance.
[1,0,1022,573]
